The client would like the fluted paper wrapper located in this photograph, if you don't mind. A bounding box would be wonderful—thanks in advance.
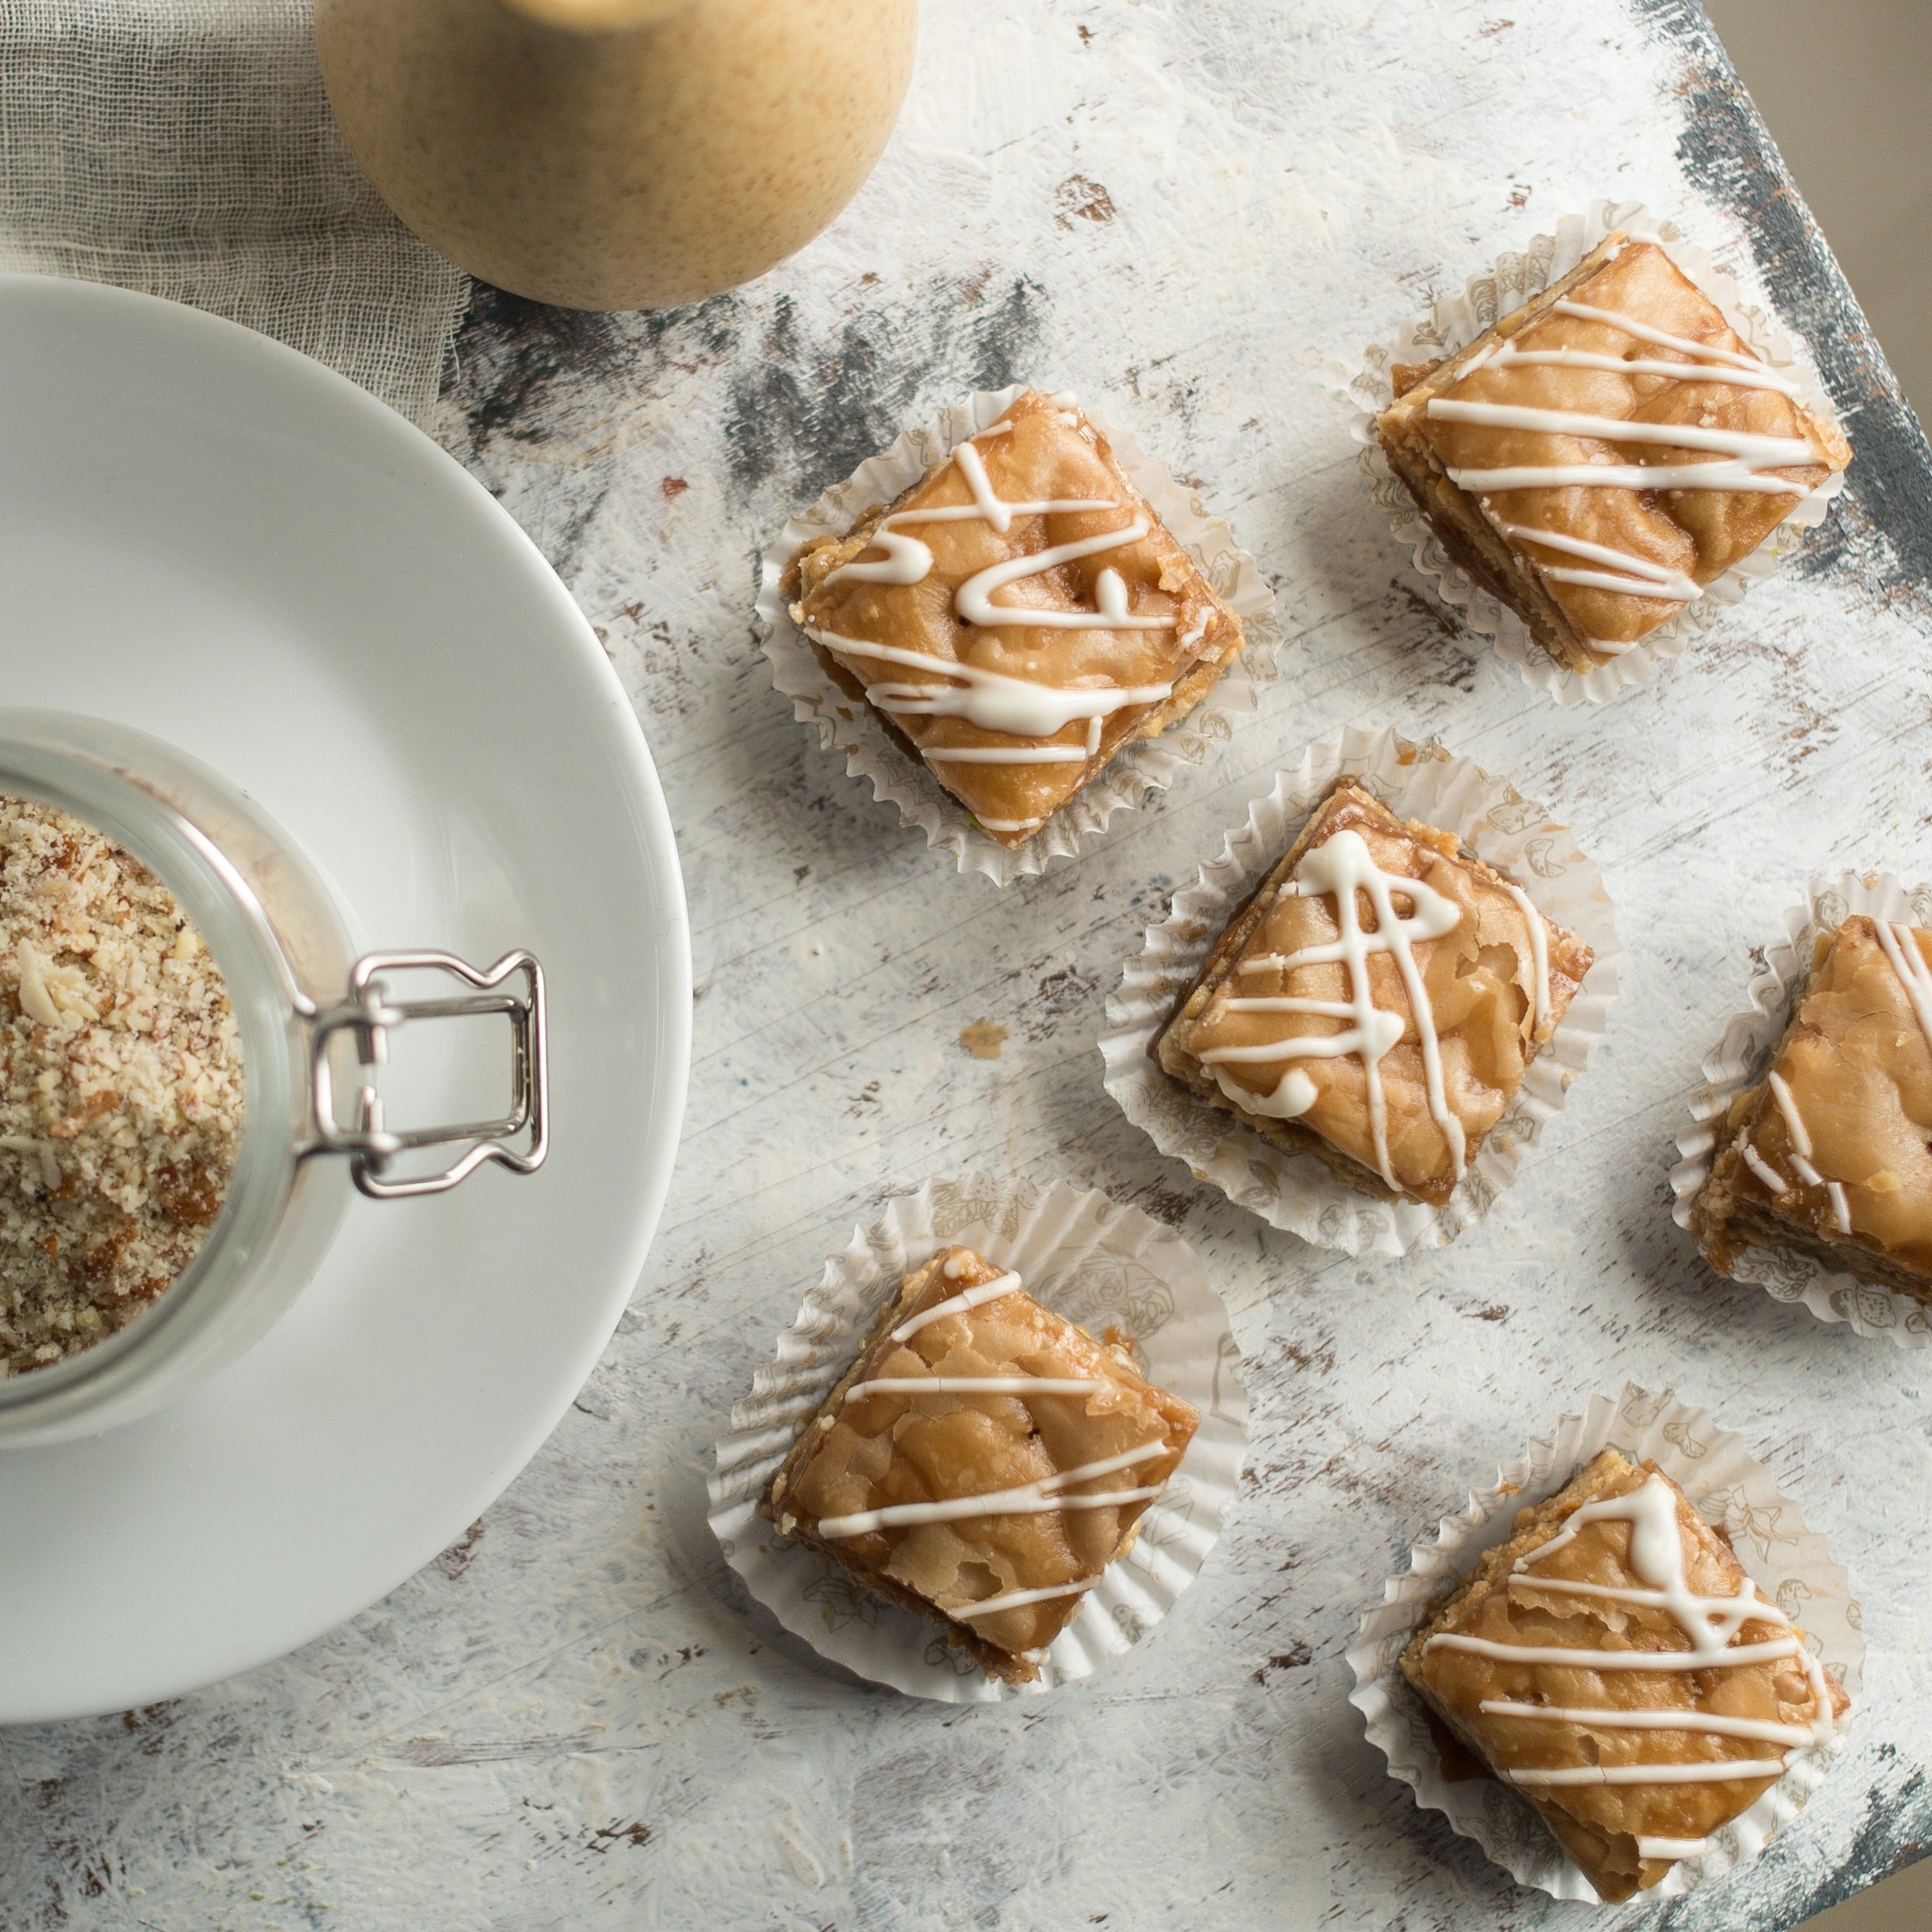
[1099,725,1620,1256]
[1346,1385,1861,1903]
[1669,873,1932,1347]
[706,1175,1247,1702]
[1347,200,1847,707]
[757,383,1281,884]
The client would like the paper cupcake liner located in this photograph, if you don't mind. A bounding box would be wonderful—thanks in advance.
[705,1174,1248,1703]
[1346,1383,1862,1904]
[1098,725,1620,1256]
[757,383,1282,885]
[1669,873,1932,1346]
[1346,199,1849,708]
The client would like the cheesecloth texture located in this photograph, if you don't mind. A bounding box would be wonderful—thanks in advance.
[0,0,467,421]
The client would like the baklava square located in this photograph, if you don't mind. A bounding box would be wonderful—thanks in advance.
[1692,914,1932,1298]
[1155,781,1592,1208]
[1378,234,1849,675]
[1403,1450,1845,1904]
[787,388,1244,848]
[766,1244,1198,1684]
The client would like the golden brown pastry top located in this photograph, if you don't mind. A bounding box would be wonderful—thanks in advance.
[1728,916,1932,1273]
[1404,240,1849,652]
[774,1246,1198,1661]
[790,389,1241,846]
[1406,1451,1845,1904]
[1177,784,1591,1206]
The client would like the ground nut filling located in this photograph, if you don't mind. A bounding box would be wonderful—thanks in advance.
[0,797,243,1376]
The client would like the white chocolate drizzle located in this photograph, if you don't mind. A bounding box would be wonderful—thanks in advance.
[1479,1702,1820,1750]
[1495,521,1704,605]
[890,1270,1023,1342]
[1197,828,1466,1188]
[815,1440,1169,1540]
[1875,920,1932,1062]
[843,1376,1102,1403]
[1429,398,1814,466]
[1638,1836,1712,1861]
[1437,298,1818,497]
[1508,1761,1787,1788]
[807,409,1195,810]
[1425,1472,1838,1817]
[1766,1069,1851,1232]
[1739,1139,1787,1195]
[951,1579,1097,1620]
[1551,299,1794,379]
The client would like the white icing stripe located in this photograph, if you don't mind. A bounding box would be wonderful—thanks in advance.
[1426,1632,1802,1669]
[1579,635,1639,657]
[1875,920,1932,1062]
[1496,881,1551,1033]
[1508,1761,1787,1788]
[952,1579,1097,1620]
[844,1377,1102,1403]
[817,1485,1163,1540]
[1494,522,1704,599]
[1479,1701,1817,1748]
[955,515,1173,631]
[1427,398,1814,466]
[1448,461,1808,494]
[890,1272,1024,1341]
[1198,830,1466,1189]
[1739,1139,1788,1194]
[1492,339,1800,394]
[1551,298,1777,373]
[1766,1070,1814,1158]
[920,746,1090,764]
[809,631,1174,738]
[1763,1069,1849,1229]
[1827,1180,1852,1233]
[815,1442,1170,1538]
[976,816,1045,833]
[1506,1571,1789,1628]
[1639,1837,1712,1861]
[1212,1064,1317,1120]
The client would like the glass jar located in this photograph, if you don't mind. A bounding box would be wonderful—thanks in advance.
[0,711,546,1446]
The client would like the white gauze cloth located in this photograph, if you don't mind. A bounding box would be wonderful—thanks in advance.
[0,0,468,421]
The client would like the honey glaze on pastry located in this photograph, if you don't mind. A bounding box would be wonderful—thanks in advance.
[1156,783,1592,1208]
[1404,1450,1846,1902]
[1693,915,1932,1296]
[789,389,1244,847]
[1378,237,1850,675]
[765,1245,1198,1683]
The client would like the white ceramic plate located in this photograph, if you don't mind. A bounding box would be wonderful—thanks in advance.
[0,275,691,1722]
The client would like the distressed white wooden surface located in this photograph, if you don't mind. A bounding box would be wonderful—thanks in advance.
[6,2,1932,1927]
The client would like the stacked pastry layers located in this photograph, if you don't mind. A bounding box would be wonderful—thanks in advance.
[1157,782,1591,1208]
[1378,236,1849,674]
[767,1245,1198,1683]
[1694,914,1932,1299]
[1405,1449,1845,1903]
[790,388,1244,848]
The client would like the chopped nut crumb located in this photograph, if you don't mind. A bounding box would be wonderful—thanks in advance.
[0,797,243,1377]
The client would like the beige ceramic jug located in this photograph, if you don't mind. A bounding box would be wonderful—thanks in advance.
[316,0,918,312]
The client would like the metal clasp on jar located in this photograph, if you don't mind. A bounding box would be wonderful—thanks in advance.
[299,950,548,1200]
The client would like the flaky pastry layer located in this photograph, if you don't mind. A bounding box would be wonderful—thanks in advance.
[766,1245,1197,1683]
[1155,781,1591,1207]
[788,388,1243,848]
[1402,1450,1846,1903]
[1378,236,1849,675]
[1692,916,1932,1297]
